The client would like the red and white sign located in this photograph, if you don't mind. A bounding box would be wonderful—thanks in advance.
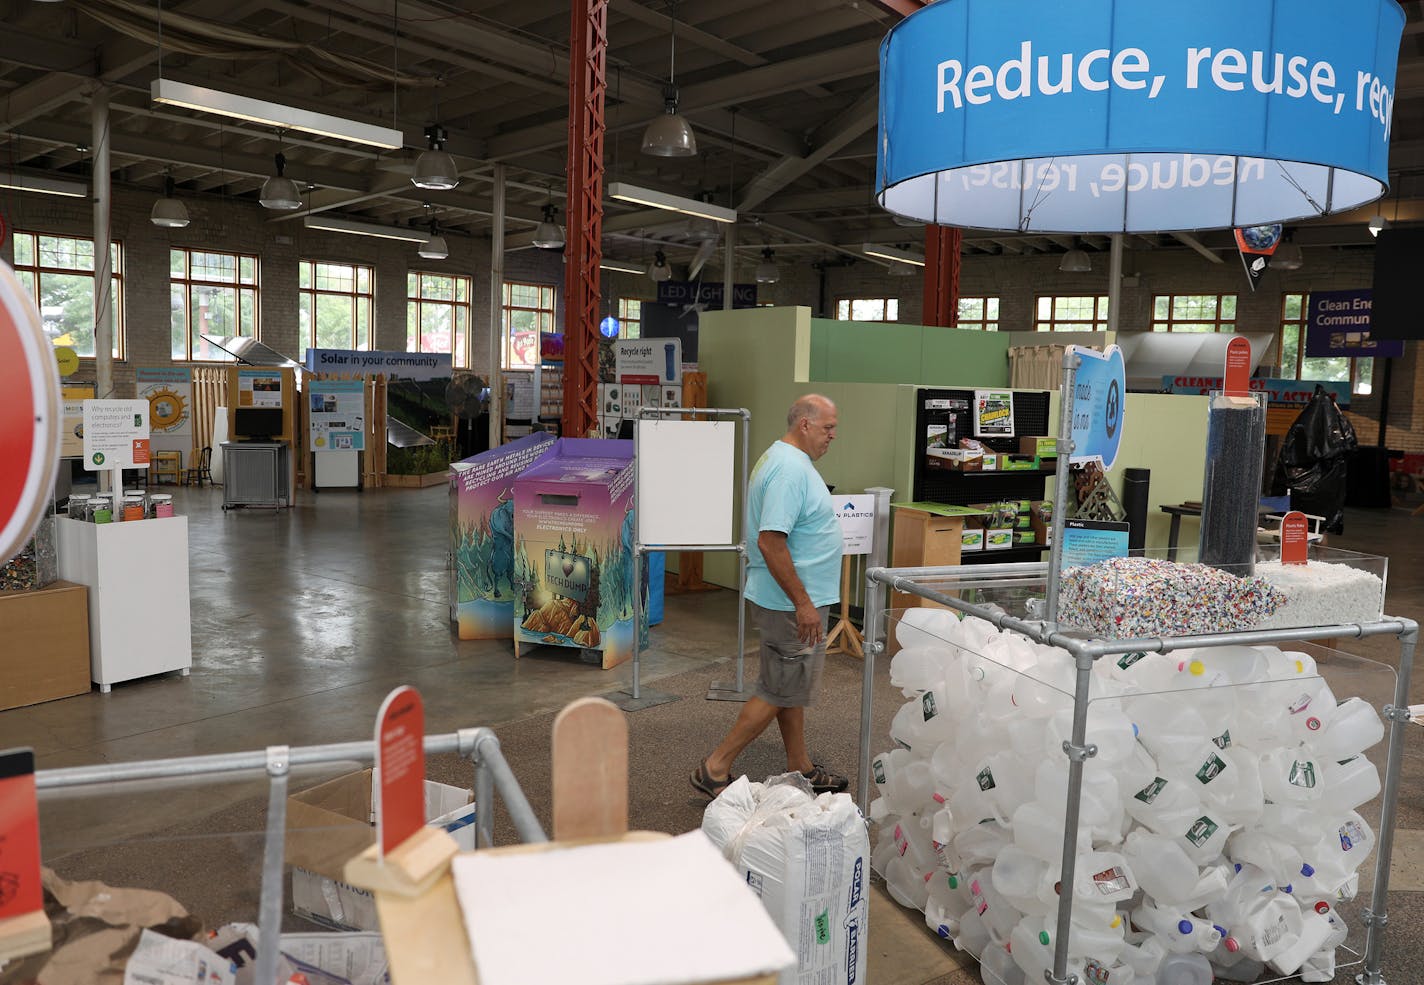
[1280,511,1310,566]
[374,685,425,858]
[0,262,60,565]
[0,749,42,924]
[1223,336,1253,397]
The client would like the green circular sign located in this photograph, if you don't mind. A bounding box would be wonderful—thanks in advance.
[91,452,105,466]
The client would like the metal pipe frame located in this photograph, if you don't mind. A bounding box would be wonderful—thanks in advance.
[1043,347,1078,627]
[859,560,1417,985]
[630,407,752,702]
[37,726,548,971]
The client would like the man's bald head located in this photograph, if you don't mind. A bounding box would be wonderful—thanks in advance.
[784,394,837,460]
[787,394,835,429]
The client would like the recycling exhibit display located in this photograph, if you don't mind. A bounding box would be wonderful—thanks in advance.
[867,3,1411,983]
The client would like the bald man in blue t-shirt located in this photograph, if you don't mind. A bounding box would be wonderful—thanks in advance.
[692,394,849,798]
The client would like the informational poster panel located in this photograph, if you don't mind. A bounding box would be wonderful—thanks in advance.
[308,380,366,452]
[835,495,876,555]
[60,384,95,458]
[82,399,150,471]
[616,339,682,386]
[136,367,194,438]
[238,368,283,407]
[1059,519,1130,571]
[636,419,734,546]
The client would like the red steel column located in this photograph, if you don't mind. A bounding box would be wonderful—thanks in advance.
[922,225,962,327]
[562,0,607,437]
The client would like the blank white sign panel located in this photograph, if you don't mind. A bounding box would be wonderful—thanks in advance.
[637,419,735,545]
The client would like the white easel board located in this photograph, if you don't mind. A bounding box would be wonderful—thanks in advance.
[637,419,735,545]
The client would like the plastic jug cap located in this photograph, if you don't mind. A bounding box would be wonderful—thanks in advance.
[1039,931,1051,945]
[1301,863,1316,877]
[1187,660,1205,676]
[1178,920,1194,935]
[1131,723,1140,737]
[1282,884,1293,894]
[971,880,981,895]
[948,875,959,889]
[1225,937,1240,953]
[1110,915,1122,929]
[937,925,951,939]
[1315,902,1331,914]
[1295,660,1304,673]
[933,792,946,803]
[1234,863,1243,873]
[924,871,934,883]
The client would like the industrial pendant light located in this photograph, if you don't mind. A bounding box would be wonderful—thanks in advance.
[418,217,449,260]
[1058,248,1092,273]
[259,152,301,210]
[647,249,672,282]
[150,175,190,228]
[755,247,780,284]
[641,2,697,157]
[532,186,566,249]
[412,124,459,190]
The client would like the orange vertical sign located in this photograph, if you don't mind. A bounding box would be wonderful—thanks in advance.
[1280,511,1309,565]
[0,749,43,922]
[1224,336,1252,397]
[374,686,425,859]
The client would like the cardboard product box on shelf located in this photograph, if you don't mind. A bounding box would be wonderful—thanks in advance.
[985,528,1015,551]
[285,769,475,932]
[1019,436,1057,458]
[0,580,91,711]
[927,447,982,471]
[960,527,985,552]
[1030,501,1055,547]
[1000,454,1039,471]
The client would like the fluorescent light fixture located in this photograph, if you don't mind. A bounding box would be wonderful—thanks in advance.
[861,243,925,267]
[304,215,430,243]
[607,182,736,224]
[0,172,87,198]
[152,79,404,150]
[599,259,647,275]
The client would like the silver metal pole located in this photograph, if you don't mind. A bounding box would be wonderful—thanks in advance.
[459,727,495,850]
[92,87,113,406]
[472,730,547,844]
[254,746,290,985]
[488,163,506,448]
[1361,620,1419,984]
[1050,659,1095,985]
[1107,233,1124,336]
[857,486,894,815]
[1044,350,1079,626]
[723,222,736,311]
[632,412,644,701]
[736,409,751,693]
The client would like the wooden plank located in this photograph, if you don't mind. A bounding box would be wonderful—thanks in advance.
[551,697,628,841]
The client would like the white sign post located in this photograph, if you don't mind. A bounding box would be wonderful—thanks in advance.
[82,398,150,495]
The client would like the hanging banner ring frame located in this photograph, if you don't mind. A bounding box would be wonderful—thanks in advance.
[615,406,752,712]
[876,0,1405,233]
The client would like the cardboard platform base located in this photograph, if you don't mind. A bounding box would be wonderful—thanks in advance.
[343,827,459,899]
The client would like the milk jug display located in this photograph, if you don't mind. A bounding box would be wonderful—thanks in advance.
[871,625,1382,983]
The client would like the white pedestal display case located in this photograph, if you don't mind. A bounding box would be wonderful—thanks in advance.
[55,516,193,692]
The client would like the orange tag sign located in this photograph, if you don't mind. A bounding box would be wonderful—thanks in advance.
[1224,336,1252,397]
[1280,511,1309,565]
[0,749,43,921]
[131,438,151,465]
[374,686,425,858]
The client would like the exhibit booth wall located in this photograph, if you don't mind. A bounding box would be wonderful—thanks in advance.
[696,307,1208,590]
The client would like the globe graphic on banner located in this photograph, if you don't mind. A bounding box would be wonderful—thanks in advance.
[1239,224,1283,252]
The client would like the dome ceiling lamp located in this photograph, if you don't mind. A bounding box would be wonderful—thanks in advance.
[259,148,301,211]
[412,124,459,191]
[647,248,672,282]
[150,173,190,228]
[531,186,566,250]
[641,1,696,157]
[755,247,780,284]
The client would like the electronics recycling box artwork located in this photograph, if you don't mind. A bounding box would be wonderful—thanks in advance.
[513,439,647,668]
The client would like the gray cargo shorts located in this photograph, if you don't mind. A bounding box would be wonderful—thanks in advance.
[750,601,830,708]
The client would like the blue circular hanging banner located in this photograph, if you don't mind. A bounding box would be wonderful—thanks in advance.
[876,0,1404,233]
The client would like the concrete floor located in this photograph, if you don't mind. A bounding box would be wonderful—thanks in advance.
[7,483,1424,984]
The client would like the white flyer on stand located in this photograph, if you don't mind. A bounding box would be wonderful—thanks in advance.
[835,494,876,555]
[82,398,150,471]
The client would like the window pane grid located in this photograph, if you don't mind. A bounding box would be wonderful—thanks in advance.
[409,271,473,368]
[1151,294,1237,334]
[171,248,260,361]
[301,260,375,352]
[15,230,124,358]
[836,297,900,322]
[956,296,1001,331]
[618,298,645,339]
[502,281,556,369]
[1035,295,1109,332]
[1279,292,1372,394]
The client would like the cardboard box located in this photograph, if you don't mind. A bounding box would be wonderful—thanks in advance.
[980,453,1000,470]
[985,529,1014,551]
[1030,501,1055,547]
[960,527,985,552]
[1000,454,1038,471]
[1019,436,1057,457]
[286,769,475,931]
[0,580,91,710]
[927,448,982,471]
[1015,530,1037,545]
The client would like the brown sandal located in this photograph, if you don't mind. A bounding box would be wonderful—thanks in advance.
[690,761,732,798]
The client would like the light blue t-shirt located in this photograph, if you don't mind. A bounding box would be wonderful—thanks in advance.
[745,440,842,611]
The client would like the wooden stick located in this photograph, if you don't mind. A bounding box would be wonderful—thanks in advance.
[552,697,629,841]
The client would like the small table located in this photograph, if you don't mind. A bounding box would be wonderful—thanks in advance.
[1159,502,1277,561]
[149,450,183,485]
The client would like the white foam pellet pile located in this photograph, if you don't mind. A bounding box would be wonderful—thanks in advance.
[1254,560,1385,630]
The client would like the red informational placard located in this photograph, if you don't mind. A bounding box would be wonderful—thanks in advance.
[0,749,43,922]
[1280,511,1310,565]
[132,438,151,466]
[374,686,425,859]
[1224,336,1253,397]
[0,262,60,564]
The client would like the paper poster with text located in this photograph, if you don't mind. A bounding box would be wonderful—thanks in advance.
[136,367,194,437]
[308,380,366,452]
[82,399,150,470]
[60,384,95,458]
[450,432,557,640]
[973,390,1014,437]
[238,368,283,408]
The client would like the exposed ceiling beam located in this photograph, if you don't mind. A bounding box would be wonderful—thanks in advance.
[677,41,880,113]
[736,88,877,213]
[1172,231,1226,264]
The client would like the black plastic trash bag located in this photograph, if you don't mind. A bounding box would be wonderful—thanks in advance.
[1271,386,1358,534]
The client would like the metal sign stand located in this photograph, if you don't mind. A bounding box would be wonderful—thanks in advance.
[614,406,751,711]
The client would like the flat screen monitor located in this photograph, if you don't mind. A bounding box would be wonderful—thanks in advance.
[233,407,284,440]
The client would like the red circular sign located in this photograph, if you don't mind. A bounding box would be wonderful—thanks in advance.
[0,260,59,562]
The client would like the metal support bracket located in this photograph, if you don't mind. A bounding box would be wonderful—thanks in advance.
[1362,908,1389,929]
[1046,970,1079,985]
[1356,972,1388,985]
[456,727,481,758]
[1382,704,1412,725]
[1062,741,1098,762]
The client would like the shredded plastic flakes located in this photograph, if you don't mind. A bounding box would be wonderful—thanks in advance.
[1058,556,1286,639]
